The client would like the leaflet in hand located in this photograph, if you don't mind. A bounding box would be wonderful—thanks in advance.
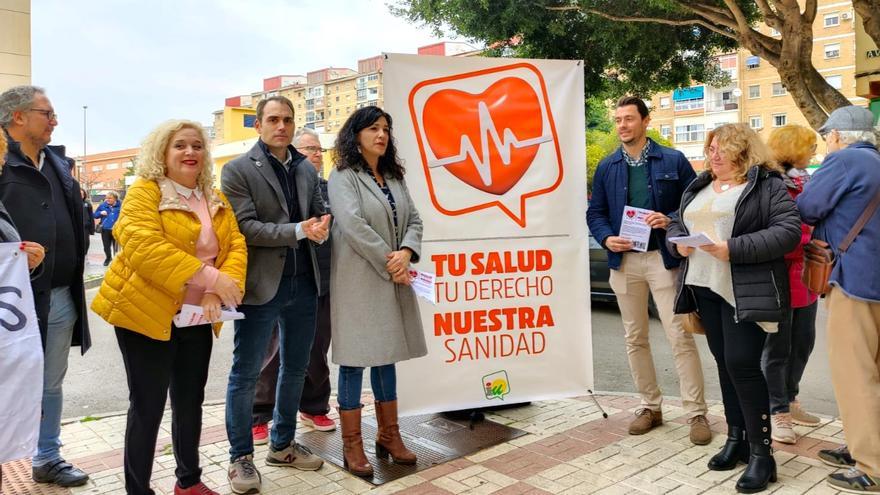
[668,232,715,248]
[408,267,437,304]
[173,304,245,328]
[619,206,652,252]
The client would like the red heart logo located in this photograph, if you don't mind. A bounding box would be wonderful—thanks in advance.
[421,77,544,195]
[626,210,635,218]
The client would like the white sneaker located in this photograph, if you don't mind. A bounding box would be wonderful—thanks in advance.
[771,412,797,444]
[228,455,261,494]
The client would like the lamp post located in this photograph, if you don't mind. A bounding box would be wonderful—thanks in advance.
[82,105,87,185]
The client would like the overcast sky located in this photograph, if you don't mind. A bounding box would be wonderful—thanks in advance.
[32,0,460,157]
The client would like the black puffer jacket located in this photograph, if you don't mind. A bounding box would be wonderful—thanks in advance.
[667,166,801,323]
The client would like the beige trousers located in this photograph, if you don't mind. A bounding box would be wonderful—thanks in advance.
[609,251,707,417]
[827,288,880,478]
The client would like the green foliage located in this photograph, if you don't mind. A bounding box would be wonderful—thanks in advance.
[391,0,738,98]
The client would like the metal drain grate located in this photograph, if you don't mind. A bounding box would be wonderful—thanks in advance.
[297,413,526,485]
[0,459,71,495]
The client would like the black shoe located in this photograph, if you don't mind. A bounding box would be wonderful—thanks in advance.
[819,444,856,469]
[736,443,777,494]
[32,459,89,487]
[103,258,111,266]
[708,425,750,471]
[826,468,880,493]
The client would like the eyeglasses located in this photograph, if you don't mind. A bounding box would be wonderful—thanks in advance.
[28,108,58,121]
[297,146,326,154]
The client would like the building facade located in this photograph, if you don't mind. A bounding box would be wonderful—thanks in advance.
[0,0,30,91]
[649,0,867,166]
[76,147,138,198]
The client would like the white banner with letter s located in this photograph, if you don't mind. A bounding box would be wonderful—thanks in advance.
[0,242,44,463]
[384,53,592,415]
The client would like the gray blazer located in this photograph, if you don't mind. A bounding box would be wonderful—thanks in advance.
[327,167,427,367]
[221,142,326,305]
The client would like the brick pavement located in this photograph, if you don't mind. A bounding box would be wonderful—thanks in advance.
[0,394,852,495]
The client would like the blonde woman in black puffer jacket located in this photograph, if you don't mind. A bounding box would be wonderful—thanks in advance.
[667,123,801,494]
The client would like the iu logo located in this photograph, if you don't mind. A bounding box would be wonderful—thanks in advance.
[408,63,563,227]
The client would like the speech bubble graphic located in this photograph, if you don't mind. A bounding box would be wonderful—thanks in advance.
[482,370,511,400]
[409,63,563,228]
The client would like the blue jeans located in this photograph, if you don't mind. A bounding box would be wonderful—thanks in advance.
[337,364,397,410]
[34,286,77,466]
[225,275,317,461]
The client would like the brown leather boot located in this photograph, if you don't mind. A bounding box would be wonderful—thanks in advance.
[338,407,373,477]
[374,400,417,464]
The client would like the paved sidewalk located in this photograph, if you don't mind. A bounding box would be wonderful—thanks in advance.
[1,394,851,495]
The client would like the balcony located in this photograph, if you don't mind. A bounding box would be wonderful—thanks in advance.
[706,98,739,113]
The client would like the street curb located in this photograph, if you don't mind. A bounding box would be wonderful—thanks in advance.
[84,276,103,290]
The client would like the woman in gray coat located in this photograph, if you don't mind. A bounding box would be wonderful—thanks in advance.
[328,106,426,477]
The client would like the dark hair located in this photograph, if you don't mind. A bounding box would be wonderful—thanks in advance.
[616,96,649,119]
[256,95,295,122]
[333,106,405,180]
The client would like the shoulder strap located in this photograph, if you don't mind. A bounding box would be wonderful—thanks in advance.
[840,188,880,253]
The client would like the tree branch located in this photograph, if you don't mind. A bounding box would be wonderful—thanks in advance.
[755,0,780,27]
[573,8,738,40]
[803,0,818,23]
[684,2,740,31]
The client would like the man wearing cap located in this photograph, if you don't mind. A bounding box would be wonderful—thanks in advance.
[798,105,880,492]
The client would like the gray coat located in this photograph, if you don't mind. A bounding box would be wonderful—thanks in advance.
[327,167,427,367]
[221,142,326,305]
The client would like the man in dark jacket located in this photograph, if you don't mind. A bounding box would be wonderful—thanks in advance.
[0,85,90,487]
[587,96,709,444]
[250,127,336,444]
[798,105,880,492]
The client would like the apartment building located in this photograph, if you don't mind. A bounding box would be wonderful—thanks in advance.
[649,0,867,166]
[76,147,138,197]
[0,0,30,90]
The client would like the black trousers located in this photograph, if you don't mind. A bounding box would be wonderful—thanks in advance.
[692,286,772,446]
[116,324,212,495]
[101,229,117,260]
[762,301,818,414]
[252,294,332,424]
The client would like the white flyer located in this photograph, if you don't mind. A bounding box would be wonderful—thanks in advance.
[408,267,437,305]
[172,304,245,328]
[620,206,653,252]
[668,232,716,247]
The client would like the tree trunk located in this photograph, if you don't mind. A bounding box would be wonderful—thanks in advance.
[853,0,880,49]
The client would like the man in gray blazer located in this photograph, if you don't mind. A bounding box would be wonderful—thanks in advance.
[221,95,331,494]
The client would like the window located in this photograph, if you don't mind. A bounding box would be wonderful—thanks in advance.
[826,75,843,89]
[748,85,761,99]
[357,89,367,101]
[772,82,787,96]
[92,165,103,172]
[749,115,763,129]
[368,74,379,81]
[106,163,119,170]
[660,125,671,140]
[824,43,841,59]
[675,124,705,143]
[674,98,704,111]
[717,53,737,79]
[769,27,780,36]
[773,114,787,127]
[660,97,670,109]
[746,56,760,69]
[824,13,840,28]
[367,87,379,100]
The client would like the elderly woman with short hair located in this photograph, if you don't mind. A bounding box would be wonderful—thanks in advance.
[92,120,247,495]
[668,124,801,494]
[761,125,822,445]
[94,190,121,265]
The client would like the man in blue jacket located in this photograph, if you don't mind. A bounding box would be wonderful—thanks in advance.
[587,96,709,444]
[797,105,880,493]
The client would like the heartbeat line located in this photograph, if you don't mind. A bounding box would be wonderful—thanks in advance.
[427,101,553,187]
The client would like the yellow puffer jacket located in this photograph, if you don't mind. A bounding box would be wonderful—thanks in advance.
[91,177,247,340]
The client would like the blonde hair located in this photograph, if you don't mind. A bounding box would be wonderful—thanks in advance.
[0,131,7,174]
[704,123,780,182]
[767,124,816,169]
[135,119,214,190]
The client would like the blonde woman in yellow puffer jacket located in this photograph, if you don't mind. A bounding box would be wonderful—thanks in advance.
[91,120,246,495]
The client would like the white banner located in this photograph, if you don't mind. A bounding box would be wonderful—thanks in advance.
[384,54,592,415]
[0,242,44,463]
